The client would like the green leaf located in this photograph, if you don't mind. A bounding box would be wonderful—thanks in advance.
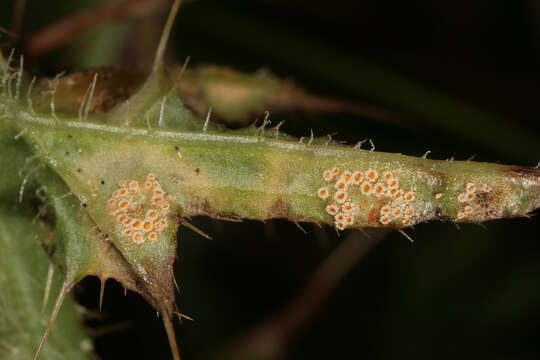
[33,168,181,360]
[0,208,92,360]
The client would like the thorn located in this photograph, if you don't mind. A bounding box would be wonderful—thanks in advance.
[447,156,454,162]
[160,307,182,360]
[159,95,167,128]
[18,154,38,176]
[273,120,285,138]
[308,129,314,144]
[396,228,414,243]
[123,99,131,126]
[27,75,36,115]
[179,313,194,322]
[214,215,243,222]
[34,283,74,360]
[41,262,55,313]
[179,218,212,240]
[203,107,212,132]
[14,129,26,140]
[7,72,17,98]
[52,191,74,201]
[466,154,476,161]
[173,304,182,323]
[1,48,14,92]
[358,228,371,238]
[173,276,181,295]
[453,222,461,230]
[99,278,106,311]
[535,161,539,169]
[257,111,271,136]
[294,221,307,234]
[522,213,534,219]
[49,71,66,120]
[354,138,367,149]
[78,85,90,121]
[369,139,375,152]
[421,150,431,159]
[152,0,183,74]
[19,164,41,203]
[475,222,488,230]
[298,136,304,144]
[172,56,191,85]
[15,54,23,100]
[83,73,98,120]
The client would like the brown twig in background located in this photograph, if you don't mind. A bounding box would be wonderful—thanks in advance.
[25,0,178,57]
[225,228,389,359]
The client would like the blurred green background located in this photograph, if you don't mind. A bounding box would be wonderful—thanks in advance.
[2,1,540,359]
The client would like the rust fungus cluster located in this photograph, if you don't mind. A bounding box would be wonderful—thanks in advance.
[318,168,417,230]
[457,182,493,220]
[107,174,171,245]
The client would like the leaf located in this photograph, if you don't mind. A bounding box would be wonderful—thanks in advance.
[0,208,92,360]
[0,126,39,205]
[33,168,181,360]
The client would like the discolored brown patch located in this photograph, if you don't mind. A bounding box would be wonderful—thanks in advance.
[367,207,379,225]
[508,166,540,178]
[38,67,145,116]
[269,198,289,218]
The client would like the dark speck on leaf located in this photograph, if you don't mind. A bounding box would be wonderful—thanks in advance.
[67,134,72,138]
[175,146,179,150]
[82,203,87,207]
[195,168,200,174]
[101,180,105,185]
[77,168,82,173]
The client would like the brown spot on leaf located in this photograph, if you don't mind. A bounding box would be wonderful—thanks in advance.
[508,166,540,178]
[367,207,378,225]
[269,198,289,218]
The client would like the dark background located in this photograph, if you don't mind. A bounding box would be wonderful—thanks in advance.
[2,1,540,359]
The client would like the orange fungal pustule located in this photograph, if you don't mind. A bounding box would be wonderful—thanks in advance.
[323,169,333,182]
[379,215,392,225]
[351,170,363,185]
[382,171,394,182]
[340,170,352,184]
[404,192,415,202]
[334,190,347,203]
[387,178,399,189]
[360,182,372,195]
[132,231,145,244]
[342,202,354,213]
[373,183,386,197]
[365,169,378,182]
[326,204,339,216]
[393,189,404,200]
[317,187,330,200]
[148,232,159,243]
[334,180,347,191]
